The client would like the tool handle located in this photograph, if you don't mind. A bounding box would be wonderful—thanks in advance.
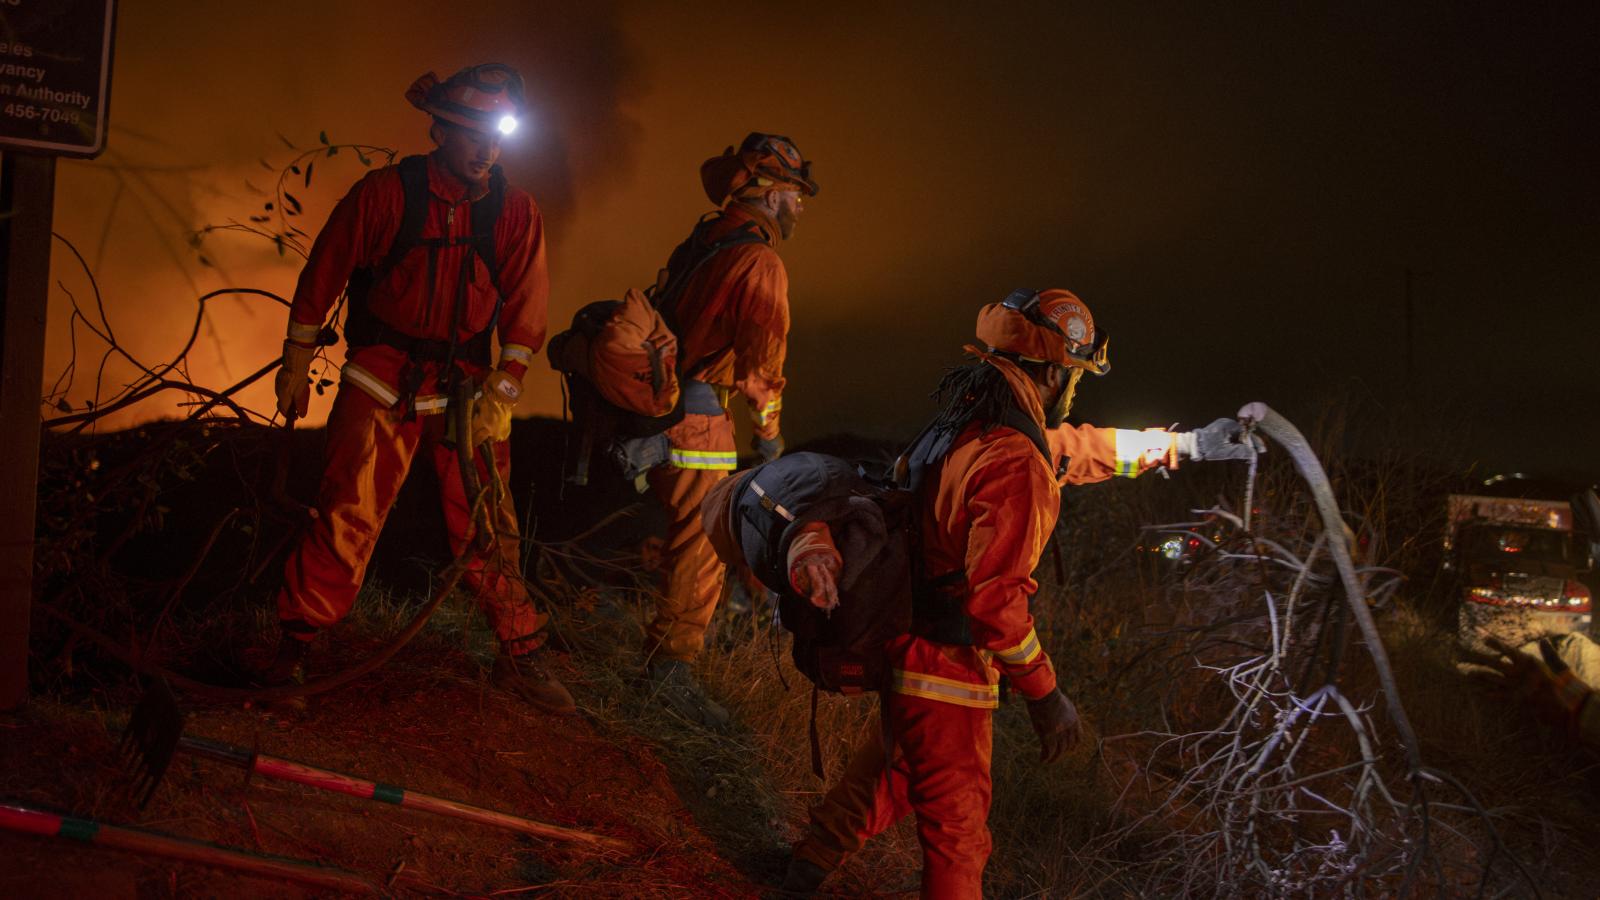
[249,754,631,852]
[0,802,377,895]
[178,733,257,768]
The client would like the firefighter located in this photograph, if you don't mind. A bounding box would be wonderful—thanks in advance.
[781,289,1262,898]
[641,133,817,727]
[265,64,573,715]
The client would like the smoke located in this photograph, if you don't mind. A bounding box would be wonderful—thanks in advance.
[44,2,1600,477]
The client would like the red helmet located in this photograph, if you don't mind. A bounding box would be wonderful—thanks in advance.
[700,133,819,206]
[406,63,526,135]
[975,288,1110,375]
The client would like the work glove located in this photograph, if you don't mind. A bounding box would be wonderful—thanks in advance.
[274,340,317,418]
[790,550,841,611]
[753,433,784,464]
[1026,687,1082,764]
[470,368,522,447]
[1176,418,1266,462]
[1471,635,1594,737]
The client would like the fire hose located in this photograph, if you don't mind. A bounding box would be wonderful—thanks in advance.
[1237,401,1423,773]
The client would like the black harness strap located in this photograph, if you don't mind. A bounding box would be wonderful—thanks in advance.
[343,155,508,385]
[652,215,769,343]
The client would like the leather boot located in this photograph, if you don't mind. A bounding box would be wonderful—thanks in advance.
[492,651,577,716]
[645,658,730,729]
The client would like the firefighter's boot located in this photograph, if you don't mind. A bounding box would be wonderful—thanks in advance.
[257,634,310,714]
[779,857,829,896]
[645,658,730,729]
[492,651,577,716]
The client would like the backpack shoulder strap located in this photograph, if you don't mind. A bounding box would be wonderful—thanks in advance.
[653,216,769,326]
[997,405,1052,465]
[370,154,431,288]
[469,165,507,287]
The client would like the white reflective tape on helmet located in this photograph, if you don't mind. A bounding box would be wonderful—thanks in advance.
[749,480,795,521]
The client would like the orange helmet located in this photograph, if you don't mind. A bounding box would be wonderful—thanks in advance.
[700,133,819,206]
[406,63,526,135]
[975,288,1110,375]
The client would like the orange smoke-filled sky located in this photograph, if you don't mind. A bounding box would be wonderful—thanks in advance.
[45,2,1600,477]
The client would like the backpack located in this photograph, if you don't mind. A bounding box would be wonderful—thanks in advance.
[723,404,1053,696]
[548,214,768,484]
[343,154,507,370]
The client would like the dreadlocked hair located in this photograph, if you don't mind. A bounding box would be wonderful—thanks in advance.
[929,357,1045,434]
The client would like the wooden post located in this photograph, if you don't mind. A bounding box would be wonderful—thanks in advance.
[0,152,56,710]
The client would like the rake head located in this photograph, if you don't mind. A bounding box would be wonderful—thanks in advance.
[118,677,188,809]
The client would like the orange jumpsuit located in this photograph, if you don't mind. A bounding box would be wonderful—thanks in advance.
[646,203,789,662]
[277,154,550,655]
[793,358,1175,898]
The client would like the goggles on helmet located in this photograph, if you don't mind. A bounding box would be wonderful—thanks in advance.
[1001,288,1110,375]
[741,132,816,194]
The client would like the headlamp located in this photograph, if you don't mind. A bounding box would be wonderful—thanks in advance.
[497,115,518,136]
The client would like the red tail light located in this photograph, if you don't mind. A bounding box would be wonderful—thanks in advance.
[1563,580,1592,613]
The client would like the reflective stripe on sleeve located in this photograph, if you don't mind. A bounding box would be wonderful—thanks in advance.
[668,448,738,470]
[753,395,783,427]
[750,480,795,521]
[890,670,1000,709]
[1112,429,1169,478]
[287,319,322,344]
[995,627,1043,667]
[499,343,535,366]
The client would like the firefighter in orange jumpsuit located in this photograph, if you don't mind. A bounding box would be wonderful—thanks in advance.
[642,134,817,727]
[781,289,1263,898]
[265,64,573,715]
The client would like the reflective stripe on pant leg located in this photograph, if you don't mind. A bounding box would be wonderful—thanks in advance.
[668,448,737,470]
[278,387,421,629]
[644,465,728,661]
[793,703,912,872]
[888,691,993,900]
[430,429,546,653]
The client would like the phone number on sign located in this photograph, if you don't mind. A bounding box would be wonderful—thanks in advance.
[4,103,81,124]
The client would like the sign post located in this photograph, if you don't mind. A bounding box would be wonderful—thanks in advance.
[0,0,116,711]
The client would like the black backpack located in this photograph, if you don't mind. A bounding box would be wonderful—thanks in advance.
[724,404,1052,696]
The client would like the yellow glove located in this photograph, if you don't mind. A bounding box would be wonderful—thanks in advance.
[470,368,522,446]
[274,340,317,418]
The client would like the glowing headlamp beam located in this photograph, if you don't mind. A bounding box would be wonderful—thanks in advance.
[497,115,518,136]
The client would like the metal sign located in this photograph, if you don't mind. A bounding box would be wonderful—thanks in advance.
[0,0,117,158]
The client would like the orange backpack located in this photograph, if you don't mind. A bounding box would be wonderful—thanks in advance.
[548,288,679,419]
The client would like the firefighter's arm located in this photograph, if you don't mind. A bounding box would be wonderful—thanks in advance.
[730,251,790,444]
[962,451,1059,700]
[287,170,393,343]
[276,171,394,416]
[490,192,549,381]
[1049,423,1178,486]
[787,521,842,611]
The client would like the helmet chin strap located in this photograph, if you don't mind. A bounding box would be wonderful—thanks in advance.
[1044,367,1082,428]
